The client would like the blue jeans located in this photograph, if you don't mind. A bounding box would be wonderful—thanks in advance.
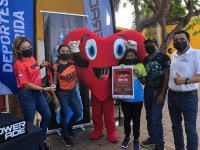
[18,89,51,140]
[56,88,82,137]
[168,89,198,150]
[144,86,165,146]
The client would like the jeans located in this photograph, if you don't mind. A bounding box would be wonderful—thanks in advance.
[168,89,198,150]
[18,89,51,140]
[56,88,82,137]
[120,100,143,139]
[144,86,165,146]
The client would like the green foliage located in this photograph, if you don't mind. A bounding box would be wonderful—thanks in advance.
[184,16,200,36]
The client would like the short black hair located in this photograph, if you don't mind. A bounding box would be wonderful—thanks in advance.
[173,30,190,41]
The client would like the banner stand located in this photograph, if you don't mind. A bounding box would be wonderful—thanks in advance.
[47,121,93,135]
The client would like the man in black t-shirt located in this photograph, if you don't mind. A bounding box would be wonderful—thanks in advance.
[141,38,170,150]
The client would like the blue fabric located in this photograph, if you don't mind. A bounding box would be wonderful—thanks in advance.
[18,89,51,140]
[56,83,83,124]
[168,90,198,150]
[121,79,144,102]
[144,86,165,146]
[0,0,35,94]
[56,88,82,137]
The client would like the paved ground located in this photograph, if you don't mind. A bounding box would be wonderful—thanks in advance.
[46,87,200,150]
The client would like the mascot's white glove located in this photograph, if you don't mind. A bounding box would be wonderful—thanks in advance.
[68,40,80,53]
[125,40,137,51]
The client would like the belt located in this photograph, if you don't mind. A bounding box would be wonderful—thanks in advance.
[57,87,75,92]
[169,89,197,95]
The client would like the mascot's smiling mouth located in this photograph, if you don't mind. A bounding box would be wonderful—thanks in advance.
[93,67,112,80]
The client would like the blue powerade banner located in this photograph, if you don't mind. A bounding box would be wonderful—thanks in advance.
[0,0,36,95]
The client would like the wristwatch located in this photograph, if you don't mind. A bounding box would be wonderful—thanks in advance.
[185,78,190,84]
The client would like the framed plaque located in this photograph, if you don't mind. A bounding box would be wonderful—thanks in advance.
[112,65,134,99]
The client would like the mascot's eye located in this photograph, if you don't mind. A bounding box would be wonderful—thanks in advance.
[85,39,97,60]
[114,38,126,59]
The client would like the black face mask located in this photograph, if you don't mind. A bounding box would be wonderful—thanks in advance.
[173,41,188,52]
[145,46,156,54]
[125,58,136,65]
[60,53,70,61]
[21,48,32,57]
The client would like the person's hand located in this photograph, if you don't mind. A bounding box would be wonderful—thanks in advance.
[43,87,55,92]
[40,59,49,68]
[157,94,165,106]
[53,96,59,108]
[174,72,186,85]
[68,40,80,53]
[133,69,140,77]
[125,40,137,50]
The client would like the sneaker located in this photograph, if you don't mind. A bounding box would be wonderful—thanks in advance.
[133,140,140,150]
[153,145,165,150]
[62,136,73,147]
[141,137,155,147]
[68,130,75,138]
[121,137,131,148]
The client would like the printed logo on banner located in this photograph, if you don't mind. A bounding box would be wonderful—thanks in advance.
[0,119,28,143]
[0,0,35,94]
[83,0,114,37]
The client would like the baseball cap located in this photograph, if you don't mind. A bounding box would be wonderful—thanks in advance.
[144,38,158,45]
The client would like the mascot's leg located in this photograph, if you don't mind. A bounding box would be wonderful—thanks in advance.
[90,93,103,140]
[103,96,118,143]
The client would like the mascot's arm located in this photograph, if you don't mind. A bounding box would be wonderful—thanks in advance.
[68,40,89,68]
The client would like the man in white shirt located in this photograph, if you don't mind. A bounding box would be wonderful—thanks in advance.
[168,30,200,150]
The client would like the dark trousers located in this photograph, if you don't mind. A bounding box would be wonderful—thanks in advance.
[120,100,143,139]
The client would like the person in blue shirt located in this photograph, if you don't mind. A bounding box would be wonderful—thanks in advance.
[119,48,147,150]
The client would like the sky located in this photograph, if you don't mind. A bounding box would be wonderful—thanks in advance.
[115,1,133,29]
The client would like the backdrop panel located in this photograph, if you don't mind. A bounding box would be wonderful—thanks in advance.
[42,11,91,130]
[0,0,36,95]
[82,0,116,37]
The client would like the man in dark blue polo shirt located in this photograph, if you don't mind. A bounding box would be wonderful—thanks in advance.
[141,38,170,150]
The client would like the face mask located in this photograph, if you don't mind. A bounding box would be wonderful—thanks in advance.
[125,58,136,65]
[60,53,70,61]
[21,48,32,57]
[173,41,188,52]
[145,46,156,54]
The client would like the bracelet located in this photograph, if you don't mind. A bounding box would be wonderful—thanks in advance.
[138,75,143,80]
[39,65,44,69]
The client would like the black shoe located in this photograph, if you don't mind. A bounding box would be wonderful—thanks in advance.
[153,145,165,150]
[121,137,131,148]
[62,136,73,147]
[68,130,75,138]
[133,140,140,150]
[141,137,155,147]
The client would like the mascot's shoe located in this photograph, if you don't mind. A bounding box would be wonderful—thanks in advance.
[90,130,103,140]
[107,132,118,143]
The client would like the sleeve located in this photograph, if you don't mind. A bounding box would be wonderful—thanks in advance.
[14,62,29,85]
[161,54,170,71]
[141,64,147,76]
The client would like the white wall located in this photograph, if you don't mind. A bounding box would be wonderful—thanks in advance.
[37,39,46,78]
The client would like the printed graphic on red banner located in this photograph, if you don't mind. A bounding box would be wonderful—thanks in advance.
[112,66,134,99]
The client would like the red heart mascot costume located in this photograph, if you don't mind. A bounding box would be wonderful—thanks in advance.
[64,28,146,142]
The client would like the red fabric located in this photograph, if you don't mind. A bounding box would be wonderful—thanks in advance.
[64,28,146,101]
[14,56,41,88]
[63,28,146,139]
[91,94,116,132]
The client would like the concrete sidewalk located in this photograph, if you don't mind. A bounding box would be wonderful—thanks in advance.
[47,88,200,150]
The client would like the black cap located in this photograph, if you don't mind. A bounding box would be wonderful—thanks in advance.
[144,38,158,45]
